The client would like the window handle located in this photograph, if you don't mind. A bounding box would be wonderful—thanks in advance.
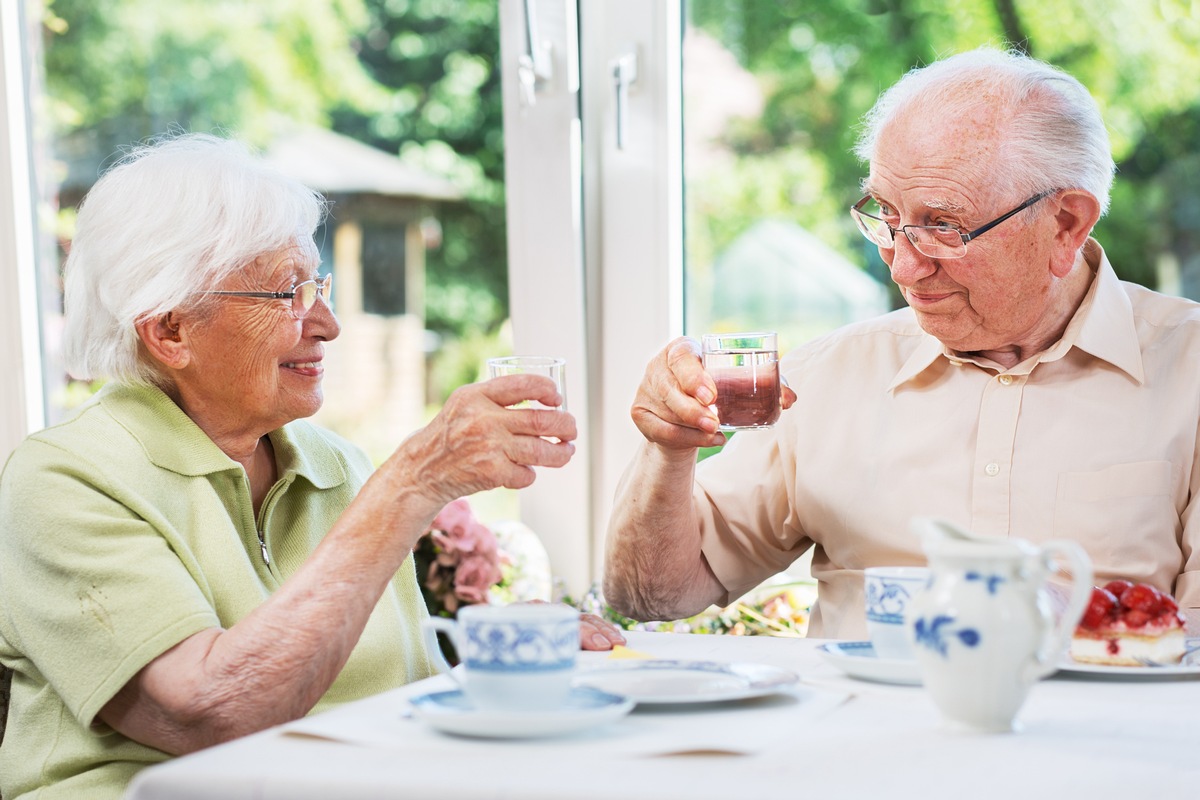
[611,47,639,150]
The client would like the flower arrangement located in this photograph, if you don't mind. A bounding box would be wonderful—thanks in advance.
[414,498,504,618]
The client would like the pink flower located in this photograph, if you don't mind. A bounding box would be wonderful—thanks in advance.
[417,498,504,617]
[456,553,503,601]
[432,499,475,539]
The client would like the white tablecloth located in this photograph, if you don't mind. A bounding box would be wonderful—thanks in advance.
[124,630,1200,800]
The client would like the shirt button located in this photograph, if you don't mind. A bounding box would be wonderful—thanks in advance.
[998,374,1013,385]
[985,462,1000,477]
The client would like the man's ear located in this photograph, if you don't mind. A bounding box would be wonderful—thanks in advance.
[1050,189,1102,278]
[135,312,191,370]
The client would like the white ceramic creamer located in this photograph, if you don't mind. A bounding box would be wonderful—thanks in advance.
[907,517,1092,732]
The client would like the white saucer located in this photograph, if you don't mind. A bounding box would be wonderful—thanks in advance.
[573,659,799,704]
[409,687,634,739]
[816,641,922,686]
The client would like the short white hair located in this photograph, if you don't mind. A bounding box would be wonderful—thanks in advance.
[62,132,327,385]
[854,47,1115,215]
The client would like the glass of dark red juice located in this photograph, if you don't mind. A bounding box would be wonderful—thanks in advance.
[701,332,780,431]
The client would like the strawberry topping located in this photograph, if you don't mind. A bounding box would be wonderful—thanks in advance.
[1102,579,1133,597]
[1077,580,1184,632]
[1080,587,1118,629]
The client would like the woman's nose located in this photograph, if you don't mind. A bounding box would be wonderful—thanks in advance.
[304,294,341,342]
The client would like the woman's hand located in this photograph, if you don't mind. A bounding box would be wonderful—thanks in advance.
[387,375,578,517]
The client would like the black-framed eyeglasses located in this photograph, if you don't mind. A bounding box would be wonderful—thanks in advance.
[850,191,1055,259]
[205,274,333,319]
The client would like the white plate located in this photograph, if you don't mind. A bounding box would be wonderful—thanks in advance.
[409,687,634,739]
[573,659,799,704]
[1056,637,1200,680]
[816,641,922,686]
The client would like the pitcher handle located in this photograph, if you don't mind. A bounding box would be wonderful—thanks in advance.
[422,617,466,688]
[1031,539,1093,679]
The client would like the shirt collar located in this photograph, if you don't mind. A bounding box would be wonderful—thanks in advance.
[99,382,348,489]
[888,238,1144,390]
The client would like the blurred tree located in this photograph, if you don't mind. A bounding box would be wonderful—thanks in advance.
[332,0,508,345]
[41,0,381,150]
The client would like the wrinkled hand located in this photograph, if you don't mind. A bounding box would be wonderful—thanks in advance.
[397,375,577,509]
[580,612,627,651]
[630,336,795,451]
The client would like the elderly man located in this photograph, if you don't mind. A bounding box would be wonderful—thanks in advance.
[604,47,1200,638]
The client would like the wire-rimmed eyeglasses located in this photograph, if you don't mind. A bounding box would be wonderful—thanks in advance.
[205,274,333,319]
[850,191,1054,259]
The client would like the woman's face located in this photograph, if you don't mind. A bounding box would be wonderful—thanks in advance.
[173,241,339,441]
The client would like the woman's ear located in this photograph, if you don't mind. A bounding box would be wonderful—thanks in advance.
[1049,189,1102,278]
[135,312,191,370]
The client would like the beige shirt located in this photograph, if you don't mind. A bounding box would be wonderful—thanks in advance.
[695,240,1200,639]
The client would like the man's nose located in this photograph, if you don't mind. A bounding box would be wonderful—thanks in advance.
[886,233,938,287]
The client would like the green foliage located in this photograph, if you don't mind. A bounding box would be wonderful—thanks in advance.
[333,0,509,338]
[42,0,381,147]
[425,322,510,406]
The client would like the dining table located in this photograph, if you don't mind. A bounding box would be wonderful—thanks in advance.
[124,629,1199,800]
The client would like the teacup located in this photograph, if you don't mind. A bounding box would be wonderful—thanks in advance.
[422,603,580,713]
[864,566,931,661]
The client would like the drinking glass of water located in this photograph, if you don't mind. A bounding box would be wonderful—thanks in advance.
[701,332,780,430]
[486,356,566,412]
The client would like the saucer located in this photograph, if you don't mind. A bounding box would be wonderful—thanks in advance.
[408,686,634,739]
[816,641,922,686]
[573,659,799,704]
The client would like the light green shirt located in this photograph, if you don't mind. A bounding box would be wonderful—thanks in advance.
[0,383,433,799]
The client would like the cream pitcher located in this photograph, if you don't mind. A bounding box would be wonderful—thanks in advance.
[907,517,1092,732]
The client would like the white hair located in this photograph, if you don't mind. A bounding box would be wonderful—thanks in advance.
[62,132,328,385]
[854,47,1115,215]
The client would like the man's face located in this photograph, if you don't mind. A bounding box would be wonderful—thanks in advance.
[866,110,1060,356]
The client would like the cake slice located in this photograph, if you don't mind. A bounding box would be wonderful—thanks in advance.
[1070,580,1186,667]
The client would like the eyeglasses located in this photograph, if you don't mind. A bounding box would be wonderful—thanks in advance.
[850,191,1054,259]
[205,274,333,318]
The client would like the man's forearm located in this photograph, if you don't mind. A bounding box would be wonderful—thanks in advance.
[604,441,725,621]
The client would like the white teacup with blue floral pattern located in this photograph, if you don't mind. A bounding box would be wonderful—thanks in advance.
[423,603,580,713]
[864,566,931,661]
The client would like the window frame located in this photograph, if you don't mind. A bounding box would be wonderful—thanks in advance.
[499,0,682,592]
[0,0,45,459]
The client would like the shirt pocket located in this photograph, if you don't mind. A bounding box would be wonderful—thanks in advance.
[1053,461,1177,572]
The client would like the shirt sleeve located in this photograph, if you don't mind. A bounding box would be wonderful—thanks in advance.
[0,438,219,728]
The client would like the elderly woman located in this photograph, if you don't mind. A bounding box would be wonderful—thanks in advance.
[0,133,623,799]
